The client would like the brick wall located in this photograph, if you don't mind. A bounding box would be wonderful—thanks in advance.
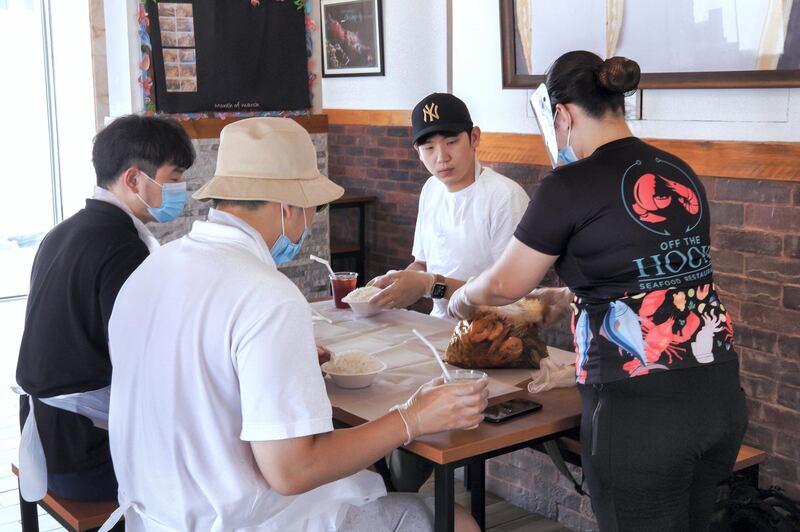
[329,123,800,530]
[708,178,800,497]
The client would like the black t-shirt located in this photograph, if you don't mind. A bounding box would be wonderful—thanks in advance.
[16,199,149,473]
[515,137,737,384]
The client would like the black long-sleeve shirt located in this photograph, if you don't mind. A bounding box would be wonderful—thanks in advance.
[17,199,149,473]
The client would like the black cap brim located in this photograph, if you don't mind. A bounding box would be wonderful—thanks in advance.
[412,122,472,145]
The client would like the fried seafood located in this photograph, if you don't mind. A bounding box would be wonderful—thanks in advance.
[445,297,550,369]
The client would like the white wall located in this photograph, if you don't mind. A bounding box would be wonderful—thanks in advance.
[105,0,800,142]
[104,0,142,117]
[452,0,800,142]
[321,0,800,142]
[105,0,323,115]
[321,0,448,109]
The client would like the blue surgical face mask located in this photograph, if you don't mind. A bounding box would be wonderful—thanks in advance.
[270,205,309,265]
[137,172,187,223]
[554,109,578,165]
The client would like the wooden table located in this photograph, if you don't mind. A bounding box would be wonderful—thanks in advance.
[332,385,582,532]
[312,301,582,531]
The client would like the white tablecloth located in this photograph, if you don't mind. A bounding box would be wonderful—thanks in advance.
[312,301,575,422]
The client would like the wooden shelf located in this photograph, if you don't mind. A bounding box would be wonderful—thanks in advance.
[331,194,377,207]
[328,195,375,281]
[331,243,360,255]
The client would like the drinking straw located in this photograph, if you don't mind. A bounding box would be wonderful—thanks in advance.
[412,328,451,381]
[311,307,333,324]
[310,254,336,278]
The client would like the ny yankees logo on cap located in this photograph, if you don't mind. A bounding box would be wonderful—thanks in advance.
[411,93,473,144]
[423,103,439,122]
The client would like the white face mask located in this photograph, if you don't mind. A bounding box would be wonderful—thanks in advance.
[135,172,187,223]
[270,205,309,264]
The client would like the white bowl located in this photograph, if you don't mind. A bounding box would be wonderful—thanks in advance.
[342,287,384,318]
[321,354,387,389]
[345,299,384,318]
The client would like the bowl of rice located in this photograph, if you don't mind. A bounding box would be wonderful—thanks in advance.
[321,351,387,389]
[342,286,384,318]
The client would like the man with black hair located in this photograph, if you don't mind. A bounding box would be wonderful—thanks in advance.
[368,93,529,493]
[369,93,529,320]
[15,114,195,502]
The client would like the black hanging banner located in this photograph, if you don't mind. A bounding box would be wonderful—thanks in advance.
[146,1,310,113]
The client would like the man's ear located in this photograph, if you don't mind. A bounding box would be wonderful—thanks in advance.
[470,126,481,149]
[284,203,310,224]
[119,167,141,193]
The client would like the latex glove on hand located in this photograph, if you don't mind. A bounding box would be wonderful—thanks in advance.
[367,270,436,310]
[366,269,400,288]
[528,286,573,327]
[316,345,332,366]
[393,376,489,443]
[447,283,478,321]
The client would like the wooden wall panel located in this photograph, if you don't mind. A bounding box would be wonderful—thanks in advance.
[325,109,800,182]
[323,108,411,126]
[180,114,328,139]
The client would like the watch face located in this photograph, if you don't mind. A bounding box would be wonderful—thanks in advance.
[432,283,447,299]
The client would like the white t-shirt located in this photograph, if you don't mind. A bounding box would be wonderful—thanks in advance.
[412,161,530,317]
[107,209,385,532]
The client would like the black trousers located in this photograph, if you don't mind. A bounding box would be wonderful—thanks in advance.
[578,361,748,532]
[48,460,118,502]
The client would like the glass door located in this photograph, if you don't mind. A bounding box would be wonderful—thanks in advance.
[0,0,96,396]
[0,0,59,301]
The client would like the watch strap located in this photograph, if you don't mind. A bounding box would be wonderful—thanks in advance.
[430,274,447,299]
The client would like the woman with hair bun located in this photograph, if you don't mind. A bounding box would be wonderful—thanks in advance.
[448,51,747,531]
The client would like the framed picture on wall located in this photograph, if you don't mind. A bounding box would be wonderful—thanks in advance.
[500,0,800,89]
[145,0,311,113]
[321,0,384,77]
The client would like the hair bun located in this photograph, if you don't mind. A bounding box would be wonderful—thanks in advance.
[597,57,641,94]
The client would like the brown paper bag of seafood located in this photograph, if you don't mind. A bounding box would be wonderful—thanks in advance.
[445,298,550,369]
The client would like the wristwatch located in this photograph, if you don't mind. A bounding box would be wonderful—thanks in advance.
[430,274,447,299]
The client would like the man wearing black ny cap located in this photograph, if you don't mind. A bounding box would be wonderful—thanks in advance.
[368,93,528,492]
[369,93,529,320]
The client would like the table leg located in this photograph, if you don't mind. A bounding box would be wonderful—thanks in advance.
[468,458,486,531]
[742,464,760,488]
[434,463,455,532]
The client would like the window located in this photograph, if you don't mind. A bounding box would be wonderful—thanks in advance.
[0,0,96,300]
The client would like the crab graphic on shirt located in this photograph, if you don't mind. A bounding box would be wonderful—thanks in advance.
[620,158,703,236]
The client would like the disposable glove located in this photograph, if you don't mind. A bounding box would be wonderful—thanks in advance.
[447,283,478,321]
[368,270,436,309]
[528,286,574,327]
[391,376,488,444]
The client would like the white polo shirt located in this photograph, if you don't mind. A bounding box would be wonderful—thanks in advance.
[107,209,384,532]
[412,161,530,317]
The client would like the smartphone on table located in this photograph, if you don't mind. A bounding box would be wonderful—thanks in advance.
[484,398,543,423]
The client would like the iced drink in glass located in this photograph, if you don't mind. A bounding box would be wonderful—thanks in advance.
[330,272,358,309]
[445,369,488,429]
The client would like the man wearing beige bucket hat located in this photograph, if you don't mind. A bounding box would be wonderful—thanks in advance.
[105,117,484,532]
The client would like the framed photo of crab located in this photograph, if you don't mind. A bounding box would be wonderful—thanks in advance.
[321,0,384,77]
